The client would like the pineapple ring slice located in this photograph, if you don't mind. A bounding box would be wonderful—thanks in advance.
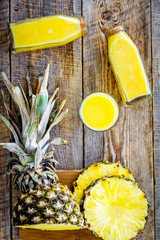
[19,223,81,231]
[83,176,148,240]
[73,162,135,204]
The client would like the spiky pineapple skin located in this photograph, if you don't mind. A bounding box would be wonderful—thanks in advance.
[73,162,136,204]
[83,176,148,240]
[13,183,83,228]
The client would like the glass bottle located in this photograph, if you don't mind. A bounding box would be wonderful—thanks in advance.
[8,15,88,53]
[107,26,152,105]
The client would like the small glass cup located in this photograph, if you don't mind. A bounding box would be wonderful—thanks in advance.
[79,92,120,132]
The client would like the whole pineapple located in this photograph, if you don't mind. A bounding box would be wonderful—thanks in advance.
[0,65,83,230]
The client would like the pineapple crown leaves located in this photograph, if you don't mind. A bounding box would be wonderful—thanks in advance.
[0,64,69,186]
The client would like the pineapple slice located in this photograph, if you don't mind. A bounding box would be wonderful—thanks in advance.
[73,162,135,204]
[20,223,81,230]
[83,176,148,240]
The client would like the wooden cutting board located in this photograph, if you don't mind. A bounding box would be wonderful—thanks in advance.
[19,170,99,240]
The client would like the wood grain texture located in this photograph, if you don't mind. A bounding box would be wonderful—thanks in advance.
[152,0,160,239]
[0,1,12,239]
[0,0,157,240]
[57,170,81,190]
[82,0,154,239]
[20,229,98,240]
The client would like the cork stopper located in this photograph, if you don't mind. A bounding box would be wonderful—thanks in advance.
[80,17,88,36]
[106,25,124,37]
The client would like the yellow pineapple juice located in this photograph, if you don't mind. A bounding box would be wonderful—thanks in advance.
[107,26,151,104]
[79,92,119,131]
[9,15,87,53]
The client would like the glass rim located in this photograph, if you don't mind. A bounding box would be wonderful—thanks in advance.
[79,92,120,132]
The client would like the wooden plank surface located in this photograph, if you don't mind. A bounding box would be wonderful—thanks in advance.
[0,1,12,240]
[56,170,81,190]
[0,0,159,240]
[20,229,98,240]
[82,1,154,240]
[152,0,160,239]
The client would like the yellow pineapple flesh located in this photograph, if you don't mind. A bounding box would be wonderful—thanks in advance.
[73,162,135,204]
[83,176,148,240]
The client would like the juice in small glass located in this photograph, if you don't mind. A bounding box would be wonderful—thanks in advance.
[107,26,152,104]
[79,92,119,131]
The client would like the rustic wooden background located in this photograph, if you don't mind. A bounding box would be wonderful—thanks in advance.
[0,0,159,240]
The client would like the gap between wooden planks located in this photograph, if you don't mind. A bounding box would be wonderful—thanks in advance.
[19,170,100,240]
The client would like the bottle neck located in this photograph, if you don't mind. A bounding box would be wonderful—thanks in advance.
[80,18,88,36]
[106,26,124,37]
